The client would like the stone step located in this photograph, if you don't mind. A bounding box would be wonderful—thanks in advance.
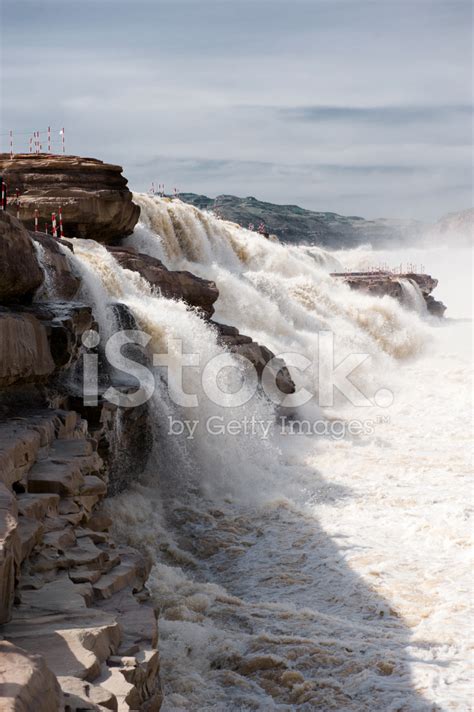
[43,510,85,530]
[27,459,85,496]
[95,666,136,712]
[80,475,107,497]
[63,538,109,569]
[99,589,158,656]
[50,438,93,457]
[87,511,113,533]
[2,607,121,681]
[92,562,139,601]
[59,675,118,711]
[42,527,77,552]
[16,492,59,520]
[49,438,103,475]
[69,567,103,585]
[28,538,116,577]
[17,574,92,614]
[76,527,110,545]
[0,410,81,491]
[100,649,160,712]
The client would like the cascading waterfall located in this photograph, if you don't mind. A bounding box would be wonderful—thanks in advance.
[65,199,472,710]
[67,239,281,500]
[33,241,57,300]
[128,196,430,395]
[397,277,428,314]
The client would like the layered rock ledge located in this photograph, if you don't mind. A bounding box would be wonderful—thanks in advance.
[331,271,446,316]
[0,210,157,709]
[0,407,161,711]
[0,154,140,243]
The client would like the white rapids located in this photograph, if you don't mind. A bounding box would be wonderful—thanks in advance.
[67,195,472,711]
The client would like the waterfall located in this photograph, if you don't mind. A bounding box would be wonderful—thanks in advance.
[66,238,280,500]
[33,241,57,300]
[397,277,428,314]
[63,198,470,710]
[127,195,429,369]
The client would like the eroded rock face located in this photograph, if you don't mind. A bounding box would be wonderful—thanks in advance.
[0,484,19,624]
[0,154,140,243]
[332,271,447,316]
[0,311,55,388]
[0,408,160,711]
[409,274,447,316]
[0,303,93,389]
[0,212,43,302]
[108,245,219,317]
[212,321,296,396]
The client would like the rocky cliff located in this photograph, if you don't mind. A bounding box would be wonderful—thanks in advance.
[0,208,160,710]
[0,154,140,243]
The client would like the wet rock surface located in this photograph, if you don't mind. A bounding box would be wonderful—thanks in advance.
[331,271,447,316]
[108,245,219,318]
[31,233,81,300]
[0,212,43,302]
[212,321,296,395]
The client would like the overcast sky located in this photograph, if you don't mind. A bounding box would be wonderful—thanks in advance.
[0,0,472,220]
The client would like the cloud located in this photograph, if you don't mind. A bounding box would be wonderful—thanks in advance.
[278,104,473,125]
[0,0,471,219]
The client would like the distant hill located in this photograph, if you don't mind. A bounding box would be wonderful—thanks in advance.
[180,193,472,248]
[426,208,473,247]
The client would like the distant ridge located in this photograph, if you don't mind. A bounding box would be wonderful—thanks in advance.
[180,193,472,248]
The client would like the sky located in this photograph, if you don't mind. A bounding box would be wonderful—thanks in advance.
[0,0,472,220]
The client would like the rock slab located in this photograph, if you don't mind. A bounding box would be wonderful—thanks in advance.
[0,154,140,243]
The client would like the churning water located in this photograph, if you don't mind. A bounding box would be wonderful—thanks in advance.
[68,196,472,710]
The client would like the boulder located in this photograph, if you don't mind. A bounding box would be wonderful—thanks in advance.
[0,211,43,301]
[59,675,118,711]
[108,245,219,317]
[0,301,93,391]
[0,640,63,712]
[0,154,140,243]
[211,321,295,395]
[3,608,121,681]
[0,311,55,388]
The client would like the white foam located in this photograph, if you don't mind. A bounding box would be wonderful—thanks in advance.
[67,197,472,710]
